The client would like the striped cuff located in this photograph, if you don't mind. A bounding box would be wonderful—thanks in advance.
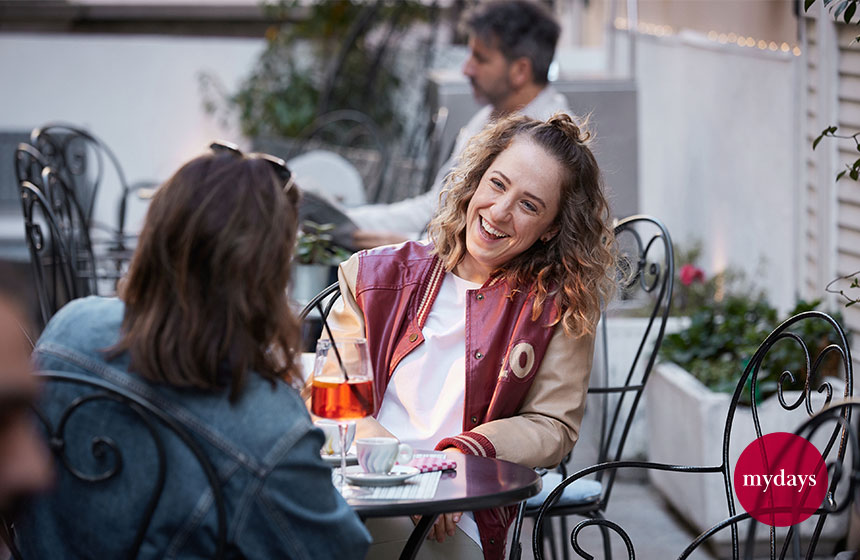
[435,431,496,458]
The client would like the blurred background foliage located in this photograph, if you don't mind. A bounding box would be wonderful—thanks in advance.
[201,0,432,139]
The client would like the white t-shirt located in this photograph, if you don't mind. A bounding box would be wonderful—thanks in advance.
[376,271,483,547]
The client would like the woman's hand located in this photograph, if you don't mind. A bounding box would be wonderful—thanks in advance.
[411,513,463,543]
[413,447,464,542]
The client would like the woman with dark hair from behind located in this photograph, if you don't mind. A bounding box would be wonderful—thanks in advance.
[15,146,371,558]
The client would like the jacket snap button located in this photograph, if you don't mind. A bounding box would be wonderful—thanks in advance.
[409,333,418,343]
[476,293,484,300]
[489,539,495,545]
[474,351,483,359]
[471,416,478,423]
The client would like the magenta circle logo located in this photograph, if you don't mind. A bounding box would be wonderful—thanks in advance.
[733,432,829,527]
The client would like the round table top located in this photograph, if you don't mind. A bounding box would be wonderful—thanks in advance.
[348,451,542,518]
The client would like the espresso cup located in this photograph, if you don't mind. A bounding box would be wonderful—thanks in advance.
[356,437,413,474]
[315,419,356,455]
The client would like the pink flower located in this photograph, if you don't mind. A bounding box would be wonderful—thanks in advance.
[680,264,705,286]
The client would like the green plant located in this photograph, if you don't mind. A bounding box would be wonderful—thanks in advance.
[805,0,859,30]
[296,221,352,265]
[200,0,428,139]
[660,297,844,403]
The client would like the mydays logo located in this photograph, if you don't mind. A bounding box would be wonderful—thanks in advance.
[733,432,828,527]
[741,469,817,493]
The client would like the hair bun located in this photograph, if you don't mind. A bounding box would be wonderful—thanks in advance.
[547,112,592,145]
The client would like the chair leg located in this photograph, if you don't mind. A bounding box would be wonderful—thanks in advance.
[509,502,525,560]
[560,516,570,560]
[592,512,613,560]
[544,517,557,560]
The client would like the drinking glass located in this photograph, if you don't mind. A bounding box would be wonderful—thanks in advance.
[310,337,376,494]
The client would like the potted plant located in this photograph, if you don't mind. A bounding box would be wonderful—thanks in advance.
[646,292,847,549]
[292,221,352,305]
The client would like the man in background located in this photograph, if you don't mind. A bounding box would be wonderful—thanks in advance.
[347,0,571,249]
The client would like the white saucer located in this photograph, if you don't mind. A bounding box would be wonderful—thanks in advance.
[343,465,420,487]
[321,452,358,466]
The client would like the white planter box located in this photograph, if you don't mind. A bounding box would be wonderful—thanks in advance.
[646,362,848,547]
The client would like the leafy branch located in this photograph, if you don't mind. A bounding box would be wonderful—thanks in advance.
[826,269,860,306]
[805,0,859,30]
[813,126,860,180]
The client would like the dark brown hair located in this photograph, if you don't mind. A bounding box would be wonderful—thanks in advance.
[429,112,616,338]
[111,152,302,400]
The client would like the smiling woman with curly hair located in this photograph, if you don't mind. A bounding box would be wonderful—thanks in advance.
[325,112,616,560]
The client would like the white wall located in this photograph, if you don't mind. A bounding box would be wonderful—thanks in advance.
[636,31,800,311]
[0,32,264,233]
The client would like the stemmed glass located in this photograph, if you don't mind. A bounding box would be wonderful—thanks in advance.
[310,337,376,495]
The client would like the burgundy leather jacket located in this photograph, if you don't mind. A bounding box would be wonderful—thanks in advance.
[332,241,594,559]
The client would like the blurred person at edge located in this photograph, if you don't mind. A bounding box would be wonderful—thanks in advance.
[327,113,615,560]
[0,296,51,530]
[14,145,371,559]
[347,0,570,249]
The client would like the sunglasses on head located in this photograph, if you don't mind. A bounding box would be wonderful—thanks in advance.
[209,140,295,193]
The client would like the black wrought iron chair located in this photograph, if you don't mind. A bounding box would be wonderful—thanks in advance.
[510,214,675,560]
[0,370,228,560]
[13,143,48,190]
[381,104,451,205]
[29,123,155,254]
[19,178,94,329]
[531,310,854,560]
[286,110,389,204]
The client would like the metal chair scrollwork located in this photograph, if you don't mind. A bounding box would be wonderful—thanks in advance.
[532,310,853,560]
[1,371,228,560]
[19,179,92,329]
[29,123,155,254]
[510,214,675,560]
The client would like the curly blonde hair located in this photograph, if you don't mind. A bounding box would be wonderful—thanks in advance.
[429,112,615,338]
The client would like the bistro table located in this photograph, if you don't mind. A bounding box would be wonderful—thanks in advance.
[345,450,541,560]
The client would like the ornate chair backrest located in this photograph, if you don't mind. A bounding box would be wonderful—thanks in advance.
[591,215,674,505]
[14,143,48,191]
[533,311,854,560]
[382,104,450,205]
[29,123,132,239]
[712,310,853,558]
[678,399,860,560]
[19,181,82,328]
[41,167,98,297]
[3,371,228,560]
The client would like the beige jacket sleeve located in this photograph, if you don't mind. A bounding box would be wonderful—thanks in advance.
[470,327,595,469]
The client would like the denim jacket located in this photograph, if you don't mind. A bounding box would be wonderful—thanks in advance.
[18,296,370,560]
